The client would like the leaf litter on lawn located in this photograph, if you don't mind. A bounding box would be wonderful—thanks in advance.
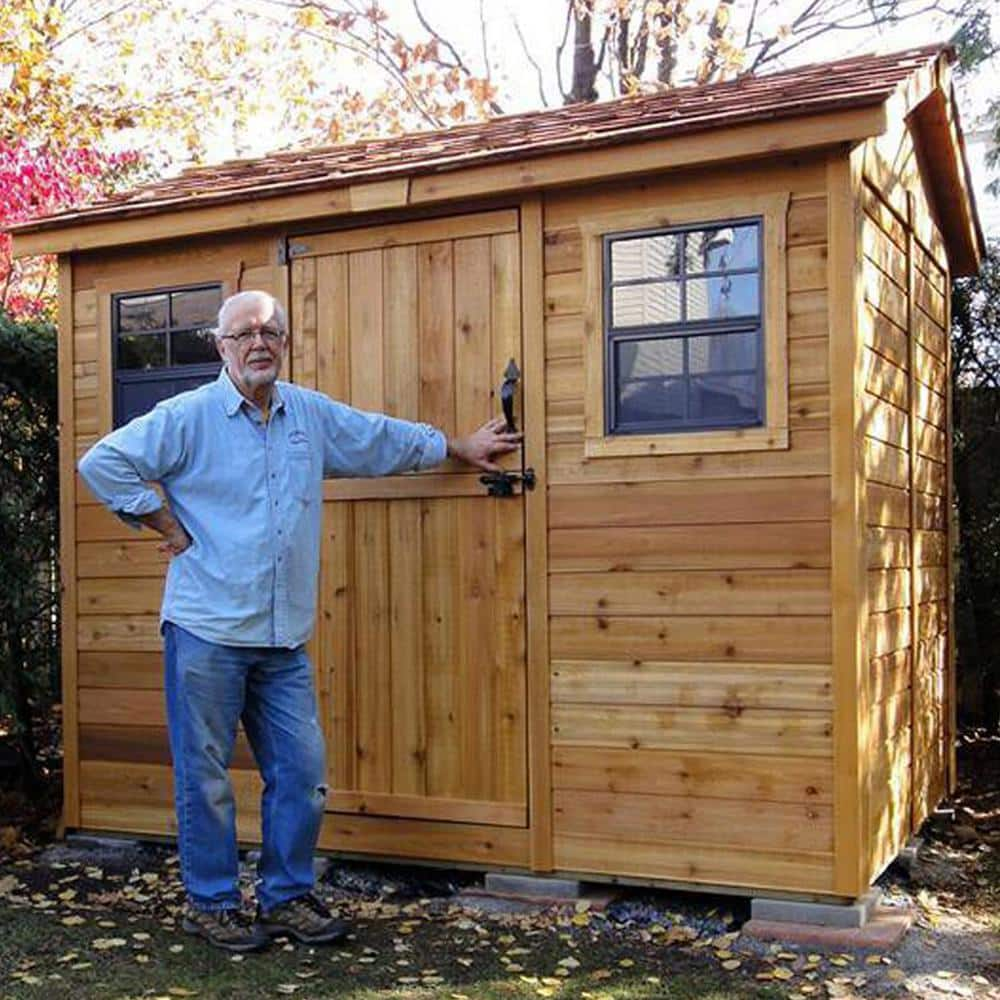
[0,848,796,999]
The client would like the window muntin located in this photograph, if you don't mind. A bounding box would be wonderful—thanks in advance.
[112,283,223,428]
[604,218,764,435]
[114,286,221,371]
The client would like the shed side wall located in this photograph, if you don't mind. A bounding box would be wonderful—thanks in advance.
[857,114,952,883]
[542,155,836,895]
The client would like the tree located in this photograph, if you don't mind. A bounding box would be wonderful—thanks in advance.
[3,1,986,174]
[951,242,1000,730]
[949,5,998,730]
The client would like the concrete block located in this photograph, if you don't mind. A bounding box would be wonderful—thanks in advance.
[743,902,913,951]
[750,889,881,929]
[65,833,142,852]
[896,837,923,875]
[483,874,584,899]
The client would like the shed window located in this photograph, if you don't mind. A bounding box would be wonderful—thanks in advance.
[112,284,223,427]
[604,220,763,434]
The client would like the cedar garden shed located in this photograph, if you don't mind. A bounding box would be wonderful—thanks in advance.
[10,44,984,905]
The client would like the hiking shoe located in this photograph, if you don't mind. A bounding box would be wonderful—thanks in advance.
[181,904,270,953]
[258,892,349,944]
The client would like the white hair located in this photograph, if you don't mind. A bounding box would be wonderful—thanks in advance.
[215,290,287,338]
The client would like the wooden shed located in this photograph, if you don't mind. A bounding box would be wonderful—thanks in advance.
[10,44,984,903]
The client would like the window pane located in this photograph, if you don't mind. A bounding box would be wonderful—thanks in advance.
[617,336,684,379]
[618,376,686,426]
[689,374,760,423]
[688,331,758,375]
[686,274,759,321]
[118,332,166,370]
[612,281,681,327]
[118,294,167,333]
[172,287,222,329]
[685,224,759,274]
[172,327,219,365]
[611,234,680,282]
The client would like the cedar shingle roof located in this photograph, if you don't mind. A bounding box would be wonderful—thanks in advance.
[13,44,946,234]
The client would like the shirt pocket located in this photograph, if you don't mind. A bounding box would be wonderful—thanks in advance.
[287,445,315,503]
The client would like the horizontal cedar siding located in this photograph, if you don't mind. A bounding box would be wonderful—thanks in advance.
[542,160,835,894]
[71,236,277,838]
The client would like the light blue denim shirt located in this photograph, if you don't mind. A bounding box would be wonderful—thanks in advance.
[78,369,447,648]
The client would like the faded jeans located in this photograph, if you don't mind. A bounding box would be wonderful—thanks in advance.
[163,621,327,912]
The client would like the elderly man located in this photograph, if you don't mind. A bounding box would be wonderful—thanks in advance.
[78,290,519,952]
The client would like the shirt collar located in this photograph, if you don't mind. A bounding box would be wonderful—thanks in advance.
[216,366,285,418]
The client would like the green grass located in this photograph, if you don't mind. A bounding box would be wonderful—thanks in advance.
[0,900,781,1000]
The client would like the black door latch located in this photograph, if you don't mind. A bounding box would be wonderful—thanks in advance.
[480,468,536,497]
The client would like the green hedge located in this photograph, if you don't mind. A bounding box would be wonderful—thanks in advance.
[0,311,59,782]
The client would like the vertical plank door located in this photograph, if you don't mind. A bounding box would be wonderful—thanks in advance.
[290,209,528,830]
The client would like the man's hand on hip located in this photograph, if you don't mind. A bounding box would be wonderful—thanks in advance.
[138,506,192,556]
[447,417,522,472]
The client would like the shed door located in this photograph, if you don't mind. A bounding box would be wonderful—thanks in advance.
[290,209,528,829]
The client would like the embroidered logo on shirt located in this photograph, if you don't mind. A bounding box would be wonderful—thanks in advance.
[288,430,309,447]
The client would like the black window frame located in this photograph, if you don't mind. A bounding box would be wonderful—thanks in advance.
[603,216,766,436]
[112,282,223,429]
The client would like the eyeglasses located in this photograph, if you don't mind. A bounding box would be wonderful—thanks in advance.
[219,327,286,345]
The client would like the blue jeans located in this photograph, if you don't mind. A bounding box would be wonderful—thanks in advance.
[163,621,327,912]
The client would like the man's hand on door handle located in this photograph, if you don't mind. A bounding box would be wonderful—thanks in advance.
[447,416,522,472]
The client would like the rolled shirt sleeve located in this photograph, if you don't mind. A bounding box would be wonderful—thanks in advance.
[77,403,186,529]
[318,397,447,478]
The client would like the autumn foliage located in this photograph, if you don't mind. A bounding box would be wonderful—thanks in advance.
[0,141,141,319]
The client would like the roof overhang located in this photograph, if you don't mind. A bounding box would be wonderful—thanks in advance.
[906,77,985,276]
[10,103,887,259]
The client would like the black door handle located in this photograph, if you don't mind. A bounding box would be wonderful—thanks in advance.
[500,358,520,433]
[482,358,532,497]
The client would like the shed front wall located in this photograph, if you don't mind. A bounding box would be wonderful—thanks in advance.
[541,153,836,895]
[64,150,910,899]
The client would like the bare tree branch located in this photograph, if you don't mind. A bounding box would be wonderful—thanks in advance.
[250,1,448,127]
[744,0,962,75]
[411,0,504,113]
[511,13,550,107]
[745,0,825,75]
[743,0,761,49]
[479,0,490,79]
[51,0,142,50]
[411,0,470,70]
